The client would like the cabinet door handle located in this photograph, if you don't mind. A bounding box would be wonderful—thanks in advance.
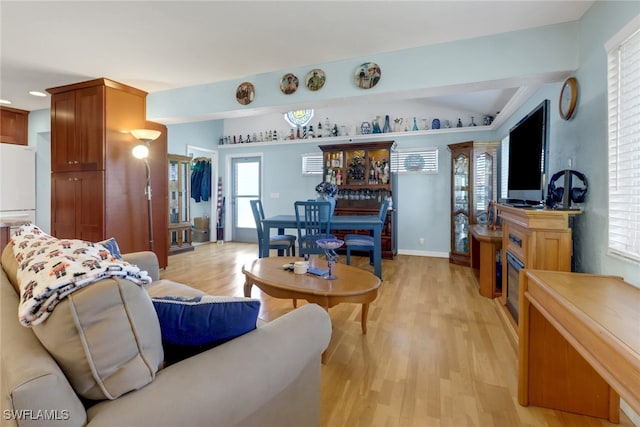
[509,234,522,247]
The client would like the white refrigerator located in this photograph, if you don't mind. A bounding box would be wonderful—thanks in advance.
[0,144,36,226]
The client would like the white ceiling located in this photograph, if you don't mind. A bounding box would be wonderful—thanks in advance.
[0,1,594,122]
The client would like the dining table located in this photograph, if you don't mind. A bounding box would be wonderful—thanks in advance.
[261,214,384,278]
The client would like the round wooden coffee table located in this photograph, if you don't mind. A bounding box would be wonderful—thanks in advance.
[243,256,381,334]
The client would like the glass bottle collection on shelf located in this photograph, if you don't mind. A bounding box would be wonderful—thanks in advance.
[218,113,495,145]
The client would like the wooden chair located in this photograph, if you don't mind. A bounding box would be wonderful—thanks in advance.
[294,200,334,258]
[250,199,296,257]
[345,198,390,265]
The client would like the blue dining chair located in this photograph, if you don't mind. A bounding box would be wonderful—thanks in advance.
[345,198,390,265]
[294,200,334,257]
[250,199,296,257]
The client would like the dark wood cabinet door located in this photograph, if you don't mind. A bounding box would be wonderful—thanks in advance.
[75,86,104,170]
[51,171,104,242]
[0,107,29,145]
[75,171,104,242]
[51,86,104,172]
[51,172,78,238]
[51,91,77,172]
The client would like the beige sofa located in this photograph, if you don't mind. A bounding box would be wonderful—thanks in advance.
[1,246,332,427]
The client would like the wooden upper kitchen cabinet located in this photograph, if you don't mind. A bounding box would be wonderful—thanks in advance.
[0,106,29,146]
[47,78,168,267]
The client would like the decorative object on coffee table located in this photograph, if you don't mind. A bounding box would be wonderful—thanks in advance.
[316,238,344,279]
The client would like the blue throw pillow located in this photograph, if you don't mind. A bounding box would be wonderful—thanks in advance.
[151,295,260,365]
[98,237,122,259]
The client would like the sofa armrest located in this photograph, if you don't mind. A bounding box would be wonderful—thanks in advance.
[85,304,331,427]
[121,251,159,281]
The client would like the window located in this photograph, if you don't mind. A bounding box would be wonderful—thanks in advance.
[284,109,314,127]
[500,135,509,200]
[301,152,322,176]
[391,148,438,174]
[607,17,640,261]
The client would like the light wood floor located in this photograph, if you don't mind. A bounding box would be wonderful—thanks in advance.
[160,242,633,427]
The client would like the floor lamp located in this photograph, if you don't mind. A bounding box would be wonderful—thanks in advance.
[131,129,161,252]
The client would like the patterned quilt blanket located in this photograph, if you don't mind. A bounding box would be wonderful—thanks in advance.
[11,225,151,327]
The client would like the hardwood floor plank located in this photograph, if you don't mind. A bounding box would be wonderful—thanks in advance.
[159,242,633,427]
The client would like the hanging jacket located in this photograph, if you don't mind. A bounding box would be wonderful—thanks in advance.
[191,160,211,203]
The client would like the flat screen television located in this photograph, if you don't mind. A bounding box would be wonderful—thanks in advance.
[506,99,550,205]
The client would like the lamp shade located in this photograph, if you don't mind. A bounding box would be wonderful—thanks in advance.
[131,129,161,142]
[132,144,149,159]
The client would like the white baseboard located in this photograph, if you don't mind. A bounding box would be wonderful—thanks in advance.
[397,249,449,258]
[622,400,640,426]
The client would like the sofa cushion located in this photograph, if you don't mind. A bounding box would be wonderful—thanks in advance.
[1,270,87,427]
[98,237,122,259]
[151,295,260,365]
[32,277,164,401]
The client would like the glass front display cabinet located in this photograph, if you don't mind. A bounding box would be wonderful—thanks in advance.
[168,154,194,254]
[319,141,397,259]
[448,141,498,266]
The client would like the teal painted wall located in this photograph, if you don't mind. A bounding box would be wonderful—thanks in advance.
[26,2,640,268]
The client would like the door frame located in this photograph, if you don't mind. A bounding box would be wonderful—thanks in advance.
[186,145,219,242]
[225,152,263,242]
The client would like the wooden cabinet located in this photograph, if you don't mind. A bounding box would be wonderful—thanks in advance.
[496,204,581,329]
[0,106,29,146]
[50,86,105,171]
[168,154,194,254]
[319,141,397,259]
[448,141,498,266]
[51,171,104,243]
[47,78,168,268]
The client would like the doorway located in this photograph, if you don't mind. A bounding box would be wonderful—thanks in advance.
[186,145,218,243]
[231,156,261,242]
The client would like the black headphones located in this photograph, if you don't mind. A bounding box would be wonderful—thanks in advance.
[546,169,588,208]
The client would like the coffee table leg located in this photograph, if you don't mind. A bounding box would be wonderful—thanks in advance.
[361,303,369,334]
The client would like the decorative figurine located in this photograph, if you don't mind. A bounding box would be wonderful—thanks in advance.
[412,117,419,131]
[394,117,403,132]
[372,116,382,133]
[483,115,495,126]
[361,121,372,135]
[383,115,391,133]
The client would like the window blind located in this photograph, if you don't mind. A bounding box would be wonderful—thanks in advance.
[607,19,640,261]
[301,153,323,176]
[391,147,438,174]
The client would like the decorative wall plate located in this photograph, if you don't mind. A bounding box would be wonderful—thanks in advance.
[305,69,326,91]
[404,154,425,172]
[354,62,381,89]
[236,82,255,105]
[280,73,299,95]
